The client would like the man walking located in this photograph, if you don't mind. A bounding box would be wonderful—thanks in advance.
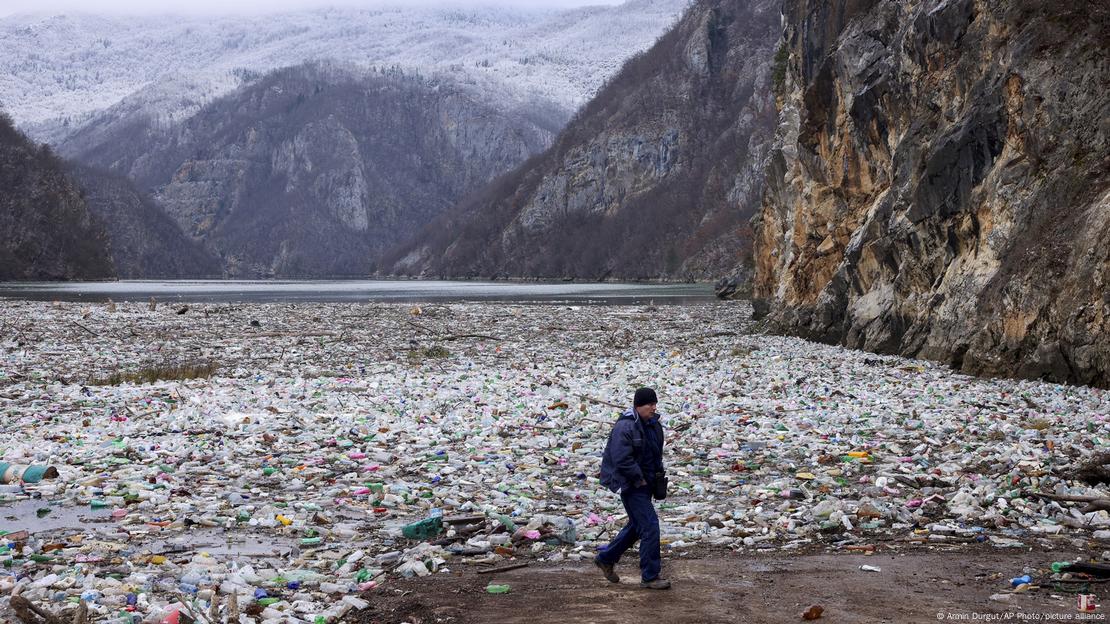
[595,387,671,589]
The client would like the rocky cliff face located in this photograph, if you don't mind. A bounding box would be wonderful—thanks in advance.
[68,165,222,279]
[383,0,781,281]
[60,64,562,277]
[0,113,114,281]
[753,0,1110,387]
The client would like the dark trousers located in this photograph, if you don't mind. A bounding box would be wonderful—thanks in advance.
[596,485,661,581]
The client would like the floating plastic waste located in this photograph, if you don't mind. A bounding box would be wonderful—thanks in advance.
[0,463,59,484]
[0,299,1105,622]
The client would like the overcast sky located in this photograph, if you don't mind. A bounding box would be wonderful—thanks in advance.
[0,0,624,17]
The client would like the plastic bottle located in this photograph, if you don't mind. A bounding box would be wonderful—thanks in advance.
[81,590,101,603]
[179,572,205,586]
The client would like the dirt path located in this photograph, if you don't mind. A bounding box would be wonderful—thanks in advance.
[350,546,1107,624]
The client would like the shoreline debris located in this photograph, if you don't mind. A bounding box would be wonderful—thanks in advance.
[0,300,1106,621]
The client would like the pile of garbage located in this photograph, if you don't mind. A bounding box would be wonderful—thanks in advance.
[0,300,1106,622]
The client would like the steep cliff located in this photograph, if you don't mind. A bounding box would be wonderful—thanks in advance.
[753,0,1110,387]
[383,0,781,281]
[0,113,114,281]
[61,63,563,277]
[68,165,222,278]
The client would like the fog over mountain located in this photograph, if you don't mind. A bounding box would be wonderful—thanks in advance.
[55,62,563,278]
[0,0,627,16]
[0,0,688,280]
[0,0,687,142]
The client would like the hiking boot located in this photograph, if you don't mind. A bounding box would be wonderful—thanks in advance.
[639,578,671,590]
[594,558,619,583]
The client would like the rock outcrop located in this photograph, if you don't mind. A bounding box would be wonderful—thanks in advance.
[0,113,114,281]
[68,165,222,279]
[60,63,563,277]
[753,0,1110,387]
[382,0,781,282]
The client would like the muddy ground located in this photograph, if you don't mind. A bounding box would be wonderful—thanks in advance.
[350,545,1108,624]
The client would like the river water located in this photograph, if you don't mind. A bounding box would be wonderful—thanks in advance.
[0,279,714,305]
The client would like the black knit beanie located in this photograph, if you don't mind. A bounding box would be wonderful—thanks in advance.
[633,387,658,407]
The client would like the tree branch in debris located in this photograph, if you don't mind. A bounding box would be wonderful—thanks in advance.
[1031,491,1110,514]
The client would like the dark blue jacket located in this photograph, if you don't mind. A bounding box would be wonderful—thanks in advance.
[599,407,665,494]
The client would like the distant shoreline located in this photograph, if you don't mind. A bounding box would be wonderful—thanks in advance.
[0,279,720,305]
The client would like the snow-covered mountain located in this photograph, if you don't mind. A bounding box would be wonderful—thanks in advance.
[0,0,688,140]
[56,62,563,278]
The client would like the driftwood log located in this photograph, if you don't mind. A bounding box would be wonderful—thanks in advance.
[9,593,64,624]
[1031,491,1110,514]
[1076,453,1110,486]
[476,562,531,575]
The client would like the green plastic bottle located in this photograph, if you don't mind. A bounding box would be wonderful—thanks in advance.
[401,516,443,540]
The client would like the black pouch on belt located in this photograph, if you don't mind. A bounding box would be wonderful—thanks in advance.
[653,472,668,500]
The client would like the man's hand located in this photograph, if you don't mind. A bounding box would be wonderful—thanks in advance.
[636,479,647,488]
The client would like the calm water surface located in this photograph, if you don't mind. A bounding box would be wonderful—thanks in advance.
[0,280,716,305]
